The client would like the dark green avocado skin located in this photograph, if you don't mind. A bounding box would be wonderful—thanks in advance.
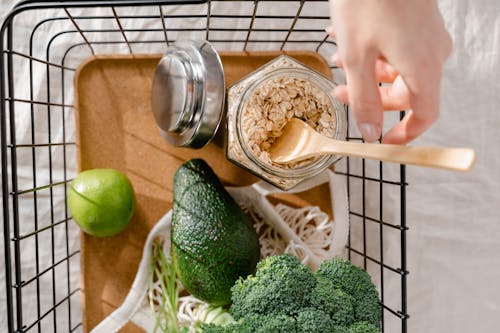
[171,159,261,306]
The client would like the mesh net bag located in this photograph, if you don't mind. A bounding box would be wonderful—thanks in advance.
[90,169,349,332]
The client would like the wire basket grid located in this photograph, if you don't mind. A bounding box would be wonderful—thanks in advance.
[0,1,409,332]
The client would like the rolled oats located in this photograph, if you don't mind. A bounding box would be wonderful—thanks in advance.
[241,76,337,168]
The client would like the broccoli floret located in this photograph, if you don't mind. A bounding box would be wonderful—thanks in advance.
[202,314,297,333]
[296,308,334,333]
[348,321,380,333]
[316,259,381,327]
[200,323,229,333]
[201,321,250,333]
[310,278,355,326]
[230,254,316,319]
[240,314,297,333]
[333,326,351,333]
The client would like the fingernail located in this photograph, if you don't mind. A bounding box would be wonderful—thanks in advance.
[358,123,381,142]
[325,25,334,34]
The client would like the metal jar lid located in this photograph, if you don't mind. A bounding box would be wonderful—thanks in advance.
[152,40,225,148]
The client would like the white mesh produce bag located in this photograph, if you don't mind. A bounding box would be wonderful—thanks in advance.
[90,169,349,333]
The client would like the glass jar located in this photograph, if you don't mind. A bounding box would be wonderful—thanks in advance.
[226,55,347,190]
[152,41,347,190]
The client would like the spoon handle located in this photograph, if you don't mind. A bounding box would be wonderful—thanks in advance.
[321,140,476,171]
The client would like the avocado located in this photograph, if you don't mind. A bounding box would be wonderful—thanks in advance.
[171,159,260,306]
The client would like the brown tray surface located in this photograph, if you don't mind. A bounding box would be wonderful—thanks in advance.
[74,51,334,332]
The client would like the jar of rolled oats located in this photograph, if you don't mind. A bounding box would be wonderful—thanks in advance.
[226,55,347,190]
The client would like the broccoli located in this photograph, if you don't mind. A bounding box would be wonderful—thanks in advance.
[202,254,382,333]
[230,254,316,319]
[202,314,297,333]
[199,323,228,333]
[316,258,381,327]
[310,278,355,326]
[296,308,334,333]
[348,322,380,333]
[240,314,297,333]
[334,326,352,333]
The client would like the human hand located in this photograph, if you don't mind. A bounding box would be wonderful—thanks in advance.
[329,0,453,144]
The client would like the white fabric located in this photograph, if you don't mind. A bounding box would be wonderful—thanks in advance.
[406,1,500,331]
[1,1,500,332]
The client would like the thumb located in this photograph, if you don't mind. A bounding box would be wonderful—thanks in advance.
[338,55,382,142]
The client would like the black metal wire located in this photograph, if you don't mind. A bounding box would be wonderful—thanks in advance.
[14,217,72,241]
[280,0,305,51]
[205,0,211,41]
[0,1,409,332]
[23,287,81,333]
[382,303,409,320]
[111,6,133,53]
[34,26,332,35]
[44,31,59,333]
[13,180,70,196]
[362,158,367,269]
[400,110,409,333]
[16,13,330,23]
[379,160,385,331]
[64,8,96,55]
[315,33,330,52]
[159,5,170,46]
[346,107,351,264]
[60,24,74,333]
[15,251,79,289]
[28,14,42,333]
[10,142,76,148]
[5,17,25,333]
[243,0,258,51]
[349,211,407,231]
[1,18,16,333]
[7,98,73,108]
[336,171,408,186]
[6,50,76,70]
[346,247,409,276]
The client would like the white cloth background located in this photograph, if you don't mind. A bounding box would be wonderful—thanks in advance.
[406,1,500,331]
[1,0,499,332]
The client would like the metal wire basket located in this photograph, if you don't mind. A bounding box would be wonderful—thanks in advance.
[1,1,409,332]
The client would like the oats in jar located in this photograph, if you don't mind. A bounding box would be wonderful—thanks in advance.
[241,76,337,168]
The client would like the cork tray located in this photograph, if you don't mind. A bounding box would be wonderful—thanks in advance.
[74,51,334,332]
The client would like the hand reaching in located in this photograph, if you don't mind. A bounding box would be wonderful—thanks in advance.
[329,0,453,144]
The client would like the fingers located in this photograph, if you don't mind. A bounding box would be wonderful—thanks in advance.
[333,53,398,83]
[327,0,450,145]
[380,52,442,144]
[333,55,410,111]
[334,83,410,111]
[335,74,437,144]
[329,30,384,141]
[336,71,440,144]
[342,53,383,142]
[332,52,434,144]
[381,110,437,144]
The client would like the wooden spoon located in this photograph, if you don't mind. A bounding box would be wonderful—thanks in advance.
[269,118,476,172]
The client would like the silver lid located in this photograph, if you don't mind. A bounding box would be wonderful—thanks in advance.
[152,40,225,148]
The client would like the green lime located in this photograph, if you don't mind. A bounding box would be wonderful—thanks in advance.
[68,169,135,237]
